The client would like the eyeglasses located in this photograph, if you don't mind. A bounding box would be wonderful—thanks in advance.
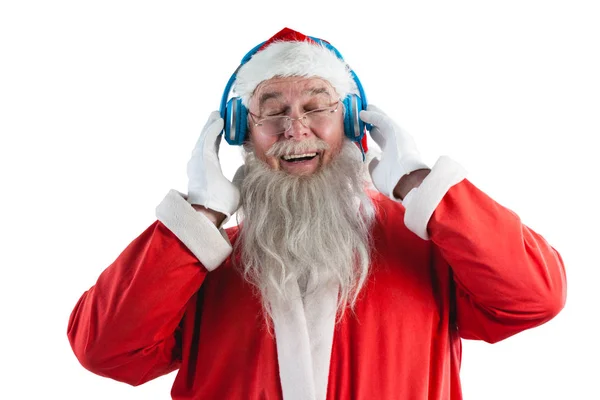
[249,101,341,136]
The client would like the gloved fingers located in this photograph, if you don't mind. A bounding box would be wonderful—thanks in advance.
[368,157,380,177]
[199,111,223,139]
[367,124,386,148]
[213,131,223,155]
[366,104,388,116]
[204,112,224,146]
[206,110,222,124]
[194,111,224,150]
[359,109,393,133]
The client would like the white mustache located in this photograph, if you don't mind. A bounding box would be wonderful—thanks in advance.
[265,138,330,158]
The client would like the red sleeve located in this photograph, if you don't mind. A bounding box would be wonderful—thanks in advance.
[67,220,208,385]
[429,179,567,343]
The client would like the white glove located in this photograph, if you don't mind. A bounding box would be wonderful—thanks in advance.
[359,105,429,199]
[187,111,242,221]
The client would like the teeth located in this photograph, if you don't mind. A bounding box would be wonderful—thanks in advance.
[282,153,317,161]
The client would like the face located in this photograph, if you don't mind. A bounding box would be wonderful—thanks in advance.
[247,76,345,175]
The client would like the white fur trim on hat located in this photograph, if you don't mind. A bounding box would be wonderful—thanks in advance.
[234,41,358,107]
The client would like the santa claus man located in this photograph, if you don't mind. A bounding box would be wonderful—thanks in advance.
[67,28,567,399]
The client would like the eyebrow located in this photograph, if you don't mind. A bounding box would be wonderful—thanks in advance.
[258,92,283,109]
[301,87,332,97]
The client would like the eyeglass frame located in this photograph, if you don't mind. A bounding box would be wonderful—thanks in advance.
[247,100,342,136]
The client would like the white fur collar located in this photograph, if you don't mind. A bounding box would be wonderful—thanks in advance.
[270,280,338,400]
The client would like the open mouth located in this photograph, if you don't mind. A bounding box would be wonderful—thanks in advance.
[281,152,319,163]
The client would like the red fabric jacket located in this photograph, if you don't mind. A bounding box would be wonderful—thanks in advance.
[67,179,566,399]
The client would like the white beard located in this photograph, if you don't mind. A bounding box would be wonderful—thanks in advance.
[234,139,375,321]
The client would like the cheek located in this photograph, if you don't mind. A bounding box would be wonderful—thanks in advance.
[322,124,345,154]
[250,134,279,163]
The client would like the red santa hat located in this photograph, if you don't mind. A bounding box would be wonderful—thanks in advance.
[233,27,359,107]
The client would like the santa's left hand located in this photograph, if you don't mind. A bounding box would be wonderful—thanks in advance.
[359,105,430,199]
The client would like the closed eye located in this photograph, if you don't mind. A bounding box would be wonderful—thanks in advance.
[263,114,288,120]
[265,111,285,117]
[305,107,332,116]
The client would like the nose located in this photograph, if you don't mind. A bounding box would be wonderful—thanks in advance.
[283,117,313,140]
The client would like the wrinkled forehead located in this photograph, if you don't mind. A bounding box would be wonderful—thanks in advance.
[249,76,339,113]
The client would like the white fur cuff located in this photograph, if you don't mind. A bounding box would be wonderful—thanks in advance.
[155,189,232,271]
[402,156,468,240]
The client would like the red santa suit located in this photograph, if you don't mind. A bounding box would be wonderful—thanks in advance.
[67,156,566,399]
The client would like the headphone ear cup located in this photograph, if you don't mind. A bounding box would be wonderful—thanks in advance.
[343,95,365,143]
[236,101,248,145]
[224,97,248,145]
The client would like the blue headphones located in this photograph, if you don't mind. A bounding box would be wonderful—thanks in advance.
[219,36,369,153]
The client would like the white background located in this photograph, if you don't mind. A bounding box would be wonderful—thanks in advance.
[1,0,598,399]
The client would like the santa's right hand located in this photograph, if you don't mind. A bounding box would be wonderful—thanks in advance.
[186,111,241,222]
